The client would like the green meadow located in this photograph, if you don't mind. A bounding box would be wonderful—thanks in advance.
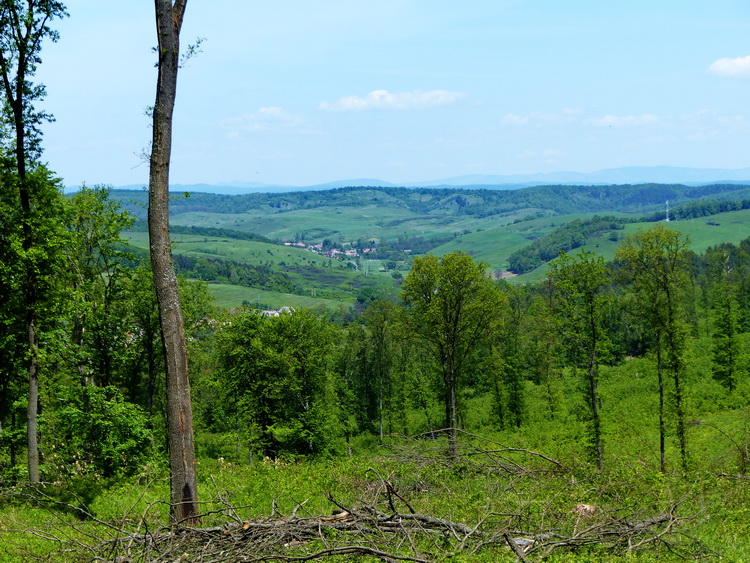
[125,202,750,306]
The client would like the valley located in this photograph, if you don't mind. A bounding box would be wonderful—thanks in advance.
[116,183,750,307]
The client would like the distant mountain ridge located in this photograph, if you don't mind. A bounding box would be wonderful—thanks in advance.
[84,166,750,195]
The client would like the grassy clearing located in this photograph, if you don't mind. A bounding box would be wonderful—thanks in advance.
[2,435,748,561]
[3,335,750,560]
[206,283,351,311]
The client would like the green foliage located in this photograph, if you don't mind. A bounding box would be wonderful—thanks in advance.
[548,250,612,468]
[401,251,504,453]
[615,225,692,469]
[61,185,136,387]
[711,278,742,392]
[40,385,154,479]
[173,253,298,293]
[217,309,341,458]
[486,282,531,428]
[642,196,750,222]
[508,215,625,274]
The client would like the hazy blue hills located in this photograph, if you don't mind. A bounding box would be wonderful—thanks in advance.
[91,166,750,195]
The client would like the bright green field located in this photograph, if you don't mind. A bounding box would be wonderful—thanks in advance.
[125,207,750,304]
[206,283,354,311]
[123,231,402,308]
[431,212,612,269]
[168,204,543,244]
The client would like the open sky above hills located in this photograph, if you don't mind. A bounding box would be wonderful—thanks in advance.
[39,1,750,189]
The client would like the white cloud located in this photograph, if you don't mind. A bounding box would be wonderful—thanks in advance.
[501,110,579,128]
[319,89,465,111]
[708,55,750,77]
[501,113,528,125]
[587,114,659,127]
[221,106,303,132]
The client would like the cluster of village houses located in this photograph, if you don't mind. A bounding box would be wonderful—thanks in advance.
[282,241,376,259]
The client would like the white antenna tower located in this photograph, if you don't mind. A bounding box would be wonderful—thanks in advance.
[665,200,670,222]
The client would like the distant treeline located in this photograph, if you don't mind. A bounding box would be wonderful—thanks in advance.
[109,183,750,221]
[642,198,750,222]
[173,254,297,293]
[508,216,625,274]
[127,221,275,244]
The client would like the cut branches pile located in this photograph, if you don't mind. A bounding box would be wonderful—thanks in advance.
[4,472,707,562]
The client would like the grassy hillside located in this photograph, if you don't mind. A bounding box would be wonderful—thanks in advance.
[206,283,351,311]
[117,185,750,306]
[122,230,402,308]
[111,183,750,246]
[437,208,750,279]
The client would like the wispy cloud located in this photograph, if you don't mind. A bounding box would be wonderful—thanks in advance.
[708,55,750,77]
[221,107,303,132]
[587,114,659,127]
[319,89,465,111]
[500,109,582,128]
[501,113,528,125]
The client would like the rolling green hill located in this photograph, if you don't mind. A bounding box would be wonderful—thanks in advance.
[115,184,750,307]
[122,230,402,308]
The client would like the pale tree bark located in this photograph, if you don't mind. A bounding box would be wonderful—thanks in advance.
[149,0,198,524]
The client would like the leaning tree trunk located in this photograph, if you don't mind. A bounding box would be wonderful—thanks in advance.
[149,0,198,524]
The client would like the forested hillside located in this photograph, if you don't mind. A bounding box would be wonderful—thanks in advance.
[111,182,750,221]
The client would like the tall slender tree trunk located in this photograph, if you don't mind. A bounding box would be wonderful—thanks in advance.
[446,360,458,458]
[587,354,603,471]
[656,333,666,473]
[10,65,41,484]
[149,0,198,524]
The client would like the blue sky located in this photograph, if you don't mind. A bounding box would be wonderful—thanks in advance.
[36,1,750,187]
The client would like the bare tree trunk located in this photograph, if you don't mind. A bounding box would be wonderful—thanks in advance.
[7,47,41,484]
[447,362,458,458]
[656,333,666,473]
[149,0,198,524]
[26,313,40,483]
[587,354,603,471]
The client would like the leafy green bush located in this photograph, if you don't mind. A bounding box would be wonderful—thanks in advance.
[218,309,341,459]
[40,385,154,480]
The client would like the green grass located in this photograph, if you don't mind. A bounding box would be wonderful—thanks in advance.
[206,283,351,311]
[123,231,402,308]
[124,207,750,302]
[572,209,750,264]
[3,333,750,560]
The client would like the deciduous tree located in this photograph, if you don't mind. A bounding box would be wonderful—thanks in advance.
[149,0,197,522]
[549,250,611,470]
[0,0,67,481]
[218,309,339,458]
[401,251,502,457]
[616,225,691,471]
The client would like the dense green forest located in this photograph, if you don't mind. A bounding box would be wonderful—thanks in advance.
[110,182,750,220]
